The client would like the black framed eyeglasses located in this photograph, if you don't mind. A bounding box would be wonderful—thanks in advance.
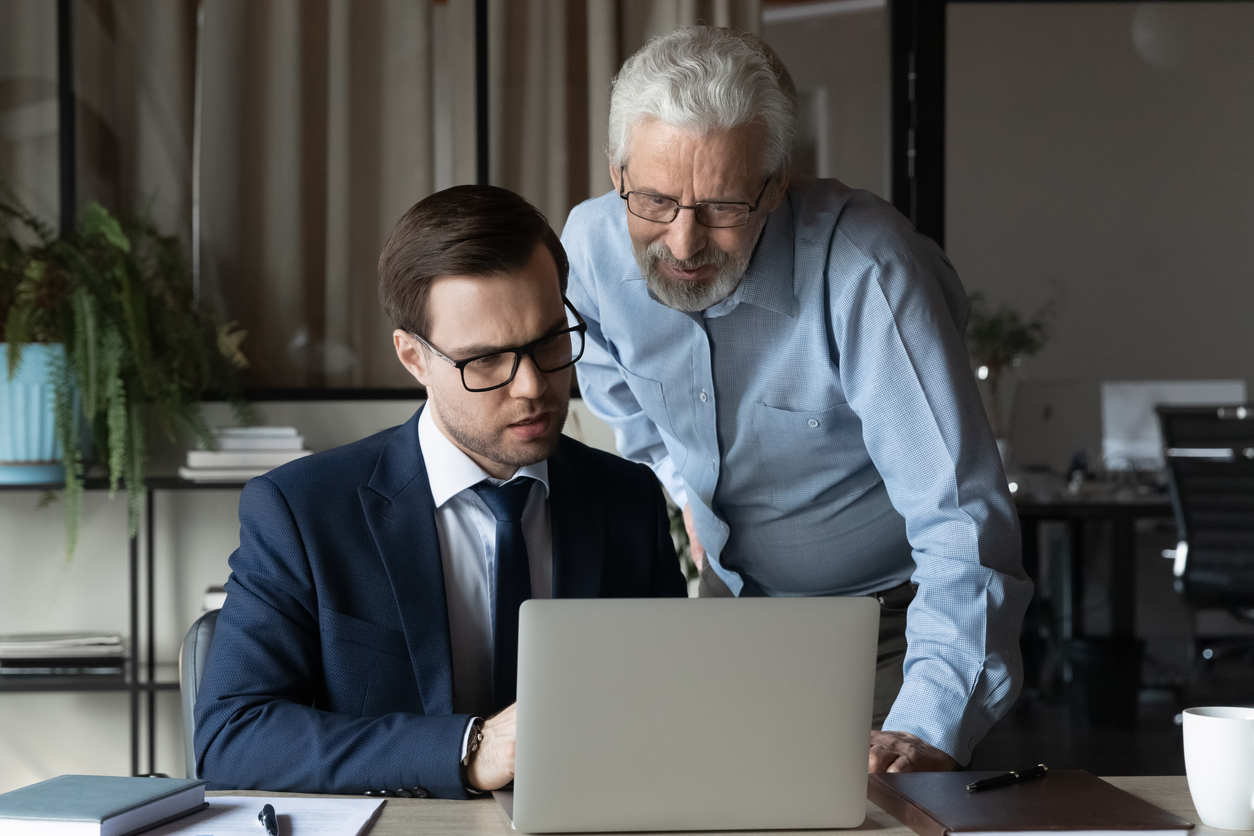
[410,298,588,393]
[618,165,772,228]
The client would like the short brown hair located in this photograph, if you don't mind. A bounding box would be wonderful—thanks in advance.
[378,185,570,338]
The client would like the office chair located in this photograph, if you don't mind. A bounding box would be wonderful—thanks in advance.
[179,608,220,780]
[1157,406,1254,676]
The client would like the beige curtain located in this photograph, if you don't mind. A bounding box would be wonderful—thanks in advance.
[196,0,435,389]
[0,0,760,389]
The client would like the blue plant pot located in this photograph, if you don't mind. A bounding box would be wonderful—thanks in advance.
[0,344,75,484]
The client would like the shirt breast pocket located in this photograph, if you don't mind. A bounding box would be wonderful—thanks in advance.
[752,400,879,510]
[620,367,686,465]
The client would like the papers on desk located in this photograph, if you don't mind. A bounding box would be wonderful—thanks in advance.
[145,795,385,836]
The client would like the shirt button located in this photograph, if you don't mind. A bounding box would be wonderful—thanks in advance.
[807,419,820,428]
[710,460,717,472]
[699,390,708,402]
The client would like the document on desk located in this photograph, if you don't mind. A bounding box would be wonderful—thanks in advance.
[144,795,385,836]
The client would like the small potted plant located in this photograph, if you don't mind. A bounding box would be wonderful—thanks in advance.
[965,289,1059,457]
[0,188,252,555]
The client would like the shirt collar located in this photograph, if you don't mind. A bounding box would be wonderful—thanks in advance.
[704,193,798,320]
[417,404,551,508]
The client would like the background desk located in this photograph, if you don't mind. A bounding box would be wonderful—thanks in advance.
[214,776,1213,836]
[1016,492,1173,639]
[1015,493,1175,724]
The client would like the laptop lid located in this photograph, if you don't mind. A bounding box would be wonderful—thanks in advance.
[508,597,879,833]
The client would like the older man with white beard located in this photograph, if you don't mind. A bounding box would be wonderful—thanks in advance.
[561,26,1032,773]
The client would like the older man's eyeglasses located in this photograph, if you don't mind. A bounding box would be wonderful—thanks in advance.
[410,298,587,393]
[618,165,772,229]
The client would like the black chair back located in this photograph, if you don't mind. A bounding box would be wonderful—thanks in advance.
[1158,406,1254,609]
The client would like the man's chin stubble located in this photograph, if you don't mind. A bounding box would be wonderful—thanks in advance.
[445,401,569,469]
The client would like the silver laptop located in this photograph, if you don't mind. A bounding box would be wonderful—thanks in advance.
[496,597,879,832]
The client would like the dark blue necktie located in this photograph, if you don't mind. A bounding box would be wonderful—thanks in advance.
[472,477,534,712]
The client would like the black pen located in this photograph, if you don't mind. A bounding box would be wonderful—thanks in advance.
[965,763,1048,792]
[258,803,279,836]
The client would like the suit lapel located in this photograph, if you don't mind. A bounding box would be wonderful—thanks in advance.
[358,407,455,717]
[549,438,605,598]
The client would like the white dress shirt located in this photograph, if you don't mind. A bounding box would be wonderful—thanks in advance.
[417,406,552,718]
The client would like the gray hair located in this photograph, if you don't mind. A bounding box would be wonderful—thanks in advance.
[608,27,798,176]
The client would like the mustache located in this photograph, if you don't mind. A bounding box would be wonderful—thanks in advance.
[643,241,731,271]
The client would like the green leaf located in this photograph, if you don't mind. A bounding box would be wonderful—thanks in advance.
[71,287,99,417]
[102,326,127,495]
[79,202,131,253]
[49,351,84,559]
[4,306,27,379]
[125,400,146,538]
[117,263,156,398]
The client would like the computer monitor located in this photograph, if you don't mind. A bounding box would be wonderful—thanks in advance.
[1102,380,1247,470]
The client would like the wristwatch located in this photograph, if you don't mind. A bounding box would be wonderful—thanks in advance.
[460,716,486,790]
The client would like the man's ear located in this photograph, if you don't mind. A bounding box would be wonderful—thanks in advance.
[608,159,621,193]
[394,329,432,387]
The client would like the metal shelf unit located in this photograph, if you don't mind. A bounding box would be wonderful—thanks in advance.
[0,476,245,776]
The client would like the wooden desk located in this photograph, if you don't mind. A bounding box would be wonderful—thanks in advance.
[213,776,1228,836]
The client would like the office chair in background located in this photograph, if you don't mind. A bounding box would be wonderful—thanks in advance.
[1158,406,1254,683]
[179,608,220,780]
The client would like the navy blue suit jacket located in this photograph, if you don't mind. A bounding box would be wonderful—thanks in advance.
[194,408,686,796]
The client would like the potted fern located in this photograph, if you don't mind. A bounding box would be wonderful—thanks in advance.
[965,289,1059,452]
[0,189,251,555]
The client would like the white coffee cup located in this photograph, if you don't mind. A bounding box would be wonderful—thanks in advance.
[1183,706,1254,830]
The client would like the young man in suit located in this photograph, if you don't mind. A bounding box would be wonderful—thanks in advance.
[194,185,687,797]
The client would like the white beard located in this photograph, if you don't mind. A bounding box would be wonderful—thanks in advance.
[633,240,752,312]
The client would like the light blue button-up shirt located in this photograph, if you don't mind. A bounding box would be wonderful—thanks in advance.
[562,179,1032,763]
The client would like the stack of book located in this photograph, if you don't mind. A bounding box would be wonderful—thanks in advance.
[0,632,126,679]
[178,426,311,483]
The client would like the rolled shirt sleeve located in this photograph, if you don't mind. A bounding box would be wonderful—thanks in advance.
[831,222,1033,763]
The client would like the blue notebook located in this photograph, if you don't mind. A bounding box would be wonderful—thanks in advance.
[0,774,209,836]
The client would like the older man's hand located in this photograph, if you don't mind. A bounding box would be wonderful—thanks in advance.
[868,730,958,773]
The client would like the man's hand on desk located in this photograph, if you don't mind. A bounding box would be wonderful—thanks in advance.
[467,704,517,791]
[682,503,706,570]
[868,730,957,773]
